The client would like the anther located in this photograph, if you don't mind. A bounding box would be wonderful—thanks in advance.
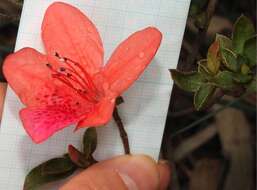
[46,63,52,68]
[59,67,66,72]
[54,52,60,58]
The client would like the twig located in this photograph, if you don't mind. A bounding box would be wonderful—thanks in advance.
[171,93,250,138]
[169,90,224,118]
[205,89,225,109]
[186,0,218,69]
[113,107,130,154]
[169,107,195,118]
[173,125,217,161]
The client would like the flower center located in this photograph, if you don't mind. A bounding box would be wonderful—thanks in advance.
[46,52,99,103]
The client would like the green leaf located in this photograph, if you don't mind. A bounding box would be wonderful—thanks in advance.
[243,35,256,67]
[194,83,216,110]
[232,15,255,54]
[207,41,221,74]
[233,73,252,84]
[216,34,232,50]
[213,71,237,90]
[24,156,76,190]
[220,48,238,72]
[198,59,213,80]
[246,77,256,92]
[41,157,76,175]
[83,128,97,159]
[237,54,249,66]
[68,145,91,168]
[240,64,250,75]
[170,70,205,92]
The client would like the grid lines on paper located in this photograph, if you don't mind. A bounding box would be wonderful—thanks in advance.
[0,0,191,189]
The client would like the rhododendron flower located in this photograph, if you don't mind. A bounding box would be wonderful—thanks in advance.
[3,2,162,143]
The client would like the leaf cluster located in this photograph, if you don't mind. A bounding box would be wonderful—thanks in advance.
[23,128,97,190]
[171,15,256,110]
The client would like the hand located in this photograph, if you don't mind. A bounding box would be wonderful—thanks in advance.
[0,84,170,190]
[60,155,170,190]
[0,82,7,121]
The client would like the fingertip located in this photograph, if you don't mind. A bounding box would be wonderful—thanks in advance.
[158,160,171,190]
[0,82,7,121]
[60,154,161,190]
[98,154,160,190]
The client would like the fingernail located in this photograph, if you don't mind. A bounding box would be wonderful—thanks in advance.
[157,160,171,190]
[118,172,139,190]
[111,155,160,190]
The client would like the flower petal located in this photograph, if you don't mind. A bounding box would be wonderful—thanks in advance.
[3,48,51,106]
[3,47,94,111]
[103,27,162,96]
[20,104,92,143]
[42,2,104,75]
[76,98,115,130]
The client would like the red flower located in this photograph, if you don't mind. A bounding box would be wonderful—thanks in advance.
[3,2,162,143]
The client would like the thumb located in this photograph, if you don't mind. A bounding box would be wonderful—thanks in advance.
[0,82,7,121]
[60,155,170,190]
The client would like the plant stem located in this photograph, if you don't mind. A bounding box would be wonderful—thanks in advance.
[186,0,218,69]
[169,107,195,118]
[113,107,130,154]
[171,93,250,138]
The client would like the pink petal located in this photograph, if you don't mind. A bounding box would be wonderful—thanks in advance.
[103,27,162,96]
[3,48,92,108]
[3,48,52,106]
[42,2,104,75]
[20,103,93,143]
[76,98,115,130]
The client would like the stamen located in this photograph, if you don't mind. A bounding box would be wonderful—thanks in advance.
[46,63,52,68]
[59,67,66,72]
[52,74,97,103]
[64,57,98,94]
[47,52,100,103]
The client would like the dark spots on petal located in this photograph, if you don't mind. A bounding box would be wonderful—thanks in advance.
[60,67,66,72]
[46,63,52,68]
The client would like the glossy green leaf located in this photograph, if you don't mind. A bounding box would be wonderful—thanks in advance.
[24,156,76,190]
[216,34,232,50]
[243,35,256,67]
[170,70,205,92]
[68,145,90,168]
[213,71,236,90]
[220,48,238,72]
[237,54,249,66]
[198,59,213,80]
[83,128,97,159]
[232,15,255,54]
[240,64,250,75]
[233,73,252,84]
[41,157,76,175]
[207,41,220,74]
[194,83,216,110]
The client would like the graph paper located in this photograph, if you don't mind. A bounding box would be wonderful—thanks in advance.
[0,0,191,189]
